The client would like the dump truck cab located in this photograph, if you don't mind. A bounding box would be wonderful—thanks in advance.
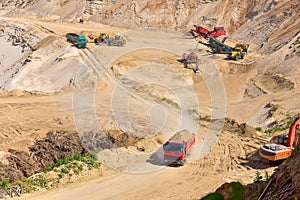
[163,130,196,166]
[163,142,186,164]
[77,35,87,48]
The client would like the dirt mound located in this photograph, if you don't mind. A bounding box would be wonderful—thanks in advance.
[0,131,87,182]
[260,145,300,200]
[223,118,257,137]
[244,80,267,99]
[79,131,114,153]
[79,130,138,153]
[257,74,295,93]
[134,132,164,153]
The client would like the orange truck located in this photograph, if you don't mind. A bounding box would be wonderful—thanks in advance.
[163,130,196,166]
[259,116,300,162]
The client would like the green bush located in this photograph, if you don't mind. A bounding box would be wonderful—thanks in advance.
[58,173,64,179]
[35,174,49,188]
[73,153,83,161]
[255,127,262,132]
[16,178,35,193]
[61,167,70,174]
[78,164,83,172]
[54,159,64,168]
[264,171,270,182]
[73,169,80,175]
[0,179,10,189]
[6,153,102,195]
[270,105,279,114]
[93,162,101,169]
[230,182,245,200]
[201,193,224,200]
[201,182,245,200]
[49,153,100,172]
[264,117,295,134]
[254,171,263,183]
[161,97,180,109]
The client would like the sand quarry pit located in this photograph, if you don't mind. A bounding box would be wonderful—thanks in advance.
[0,16,299,200]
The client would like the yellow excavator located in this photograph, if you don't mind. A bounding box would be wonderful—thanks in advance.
[89,33,126,46]
[89,33,109,43]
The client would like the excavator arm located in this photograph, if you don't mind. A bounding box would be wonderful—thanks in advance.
[287,115,300,148]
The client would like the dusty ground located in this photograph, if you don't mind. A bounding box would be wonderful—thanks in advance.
[0,8,299,200]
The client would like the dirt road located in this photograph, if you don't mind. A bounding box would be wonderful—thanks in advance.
[15,126,274,200]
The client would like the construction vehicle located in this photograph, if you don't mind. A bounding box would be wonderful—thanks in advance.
[259,116,300,162]
[89,33,109,43]
[198,37,249,60]
[106,35,126,46]
[190,25,226,39]
[89,33,126,46]
[177,52,200,73]
[66,33,87,48]
[163,130,196,166]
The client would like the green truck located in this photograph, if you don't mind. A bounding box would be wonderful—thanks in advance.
[66,33,87,48]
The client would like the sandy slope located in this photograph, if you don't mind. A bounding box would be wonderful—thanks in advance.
[0,16,125,92]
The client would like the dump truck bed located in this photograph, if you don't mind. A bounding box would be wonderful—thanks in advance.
[169,130,194,143]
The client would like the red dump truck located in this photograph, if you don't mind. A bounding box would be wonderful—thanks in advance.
[163,130,196,166]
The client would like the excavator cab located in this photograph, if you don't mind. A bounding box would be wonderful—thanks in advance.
[278,135,288,145]
[270,135,288,145]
